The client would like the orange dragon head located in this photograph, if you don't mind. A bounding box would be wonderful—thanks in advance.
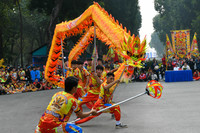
[119,34,147,68]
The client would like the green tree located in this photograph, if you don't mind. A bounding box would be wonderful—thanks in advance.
[28,0,141,51]
[153,0,200,49]
[0,0,49,65]
[0,0,142,65]
[0,0,14,59]
[102,0,141,35]
[28,0,94,46]
[150,31,165,57]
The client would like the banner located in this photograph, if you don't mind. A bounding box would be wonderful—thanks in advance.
[166,34,174,58]
[186,31,191,58]
[191,32,199,57]
[171,29,190,58]
[171,31,176,54]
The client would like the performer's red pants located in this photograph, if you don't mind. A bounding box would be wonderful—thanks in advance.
[73,87,85,99]
[78,92,98,110]
[75,99,121,124]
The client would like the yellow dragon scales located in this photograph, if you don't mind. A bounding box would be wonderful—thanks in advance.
[45,2,146,88]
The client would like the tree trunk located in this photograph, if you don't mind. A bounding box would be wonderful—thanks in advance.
[17,0,23,67]
[47,0,63,51]
[29,39,34,64]
[0,29,3,59]
[10,39,14,64]
[38,28,43,46]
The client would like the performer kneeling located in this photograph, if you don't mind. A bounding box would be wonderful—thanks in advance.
[35,76,97,133]
[76,72,127,129]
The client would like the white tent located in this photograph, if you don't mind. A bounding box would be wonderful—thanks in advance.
[145,45,157,59]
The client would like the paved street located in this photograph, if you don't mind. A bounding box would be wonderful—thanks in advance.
[0,81,200,133]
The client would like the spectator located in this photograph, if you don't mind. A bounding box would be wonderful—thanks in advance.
[25,68,31,83]
[160,64,165,80]
[193,69,200,80]
[188,58,195,73]
[171,58,177,68]
[139,71,147,82]
[4,69,9,82]
[173,64,180,71]
[195,57,200,71]
[145,58,152,71]
[33,78,41,89]
[146,69,152,81]
[167,63,173,70]
[11,67,18,83]
[151,71,158,81]
[151,59,159,81]
[39,80,46,90]
[30,67,36,82]
[19,67,26,81]
[131,72,139,82]
[162,54,166,67]
[182,62,190,70]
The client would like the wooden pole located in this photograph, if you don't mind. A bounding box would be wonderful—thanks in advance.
[108,67,125,102]
[70,91,147,124]
[61,38,65,80]
[94,26,97,73]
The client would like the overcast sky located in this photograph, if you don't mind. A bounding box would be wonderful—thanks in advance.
[139,0,158,44]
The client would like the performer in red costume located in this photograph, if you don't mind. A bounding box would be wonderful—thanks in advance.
[73,60,90,99]
[76,72,127,129]
[78,62,105,110]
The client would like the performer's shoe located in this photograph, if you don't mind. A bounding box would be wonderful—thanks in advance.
[115,123,128,129]
[111,114,115,119]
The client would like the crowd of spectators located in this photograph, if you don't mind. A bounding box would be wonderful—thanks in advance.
[68,56,200,83]
[0,65,56,95]
[1,55,200,95]
[131,55,200,82]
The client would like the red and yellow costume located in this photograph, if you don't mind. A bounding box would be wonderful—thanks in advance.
[2,71,9,82]
[87,65,92,74]
[10,71,18,83]
[0,70,4,82]
[78,73,105,109]
[102,70,107,79]
[67,67,76,77]
[75,82,121,124]
[73,68,90,99]
[18,70,26,81]
[35,91,82,133]
[193,71,200,80]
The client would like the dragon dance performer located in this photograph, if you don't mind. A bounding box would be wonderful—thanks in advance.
[67,60,78,77]
[86,58,92,74]
[35,76,97,133]
[103,64,119,78]
[78,61,105,110]
[73,60,90,99]
[76,72,127,129]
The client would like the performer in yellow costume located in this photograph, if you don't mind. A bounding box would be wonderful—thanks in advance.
[78,64,105,110]
[67,60,77,77]
[76,72,127,129]
[35,76,97,133]
[73,60,90,99]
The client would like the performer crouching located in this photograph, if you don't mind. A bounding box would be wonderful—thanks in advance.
[35,76,97,133]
